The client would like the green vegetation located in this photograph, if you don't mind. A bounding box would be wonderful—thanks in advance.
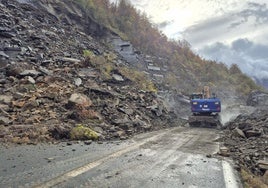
[76,0,261,96]
[70,124,99,140]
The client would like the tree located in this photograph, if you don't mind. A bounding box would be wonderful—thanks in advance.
[229,64,242,75]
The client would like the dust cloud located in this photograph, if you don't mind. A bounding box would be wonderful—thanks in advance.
[220,104,256,125]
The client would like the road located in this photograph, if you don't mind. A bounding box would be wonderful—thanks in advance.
[0,127,242,188]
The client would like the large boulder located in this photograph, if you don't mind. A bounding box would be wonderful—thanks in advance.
[70,124,99,140]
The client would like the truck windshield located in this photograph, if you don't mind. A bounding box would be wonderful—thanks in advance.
[191,94,203,99]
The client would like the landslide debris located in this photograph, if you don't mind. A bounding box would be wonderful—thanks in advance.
[0,0,178,144]
[222,108,268,178]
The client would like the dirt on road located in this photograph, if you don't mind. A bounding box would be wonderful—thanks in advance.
[0,127,241,188]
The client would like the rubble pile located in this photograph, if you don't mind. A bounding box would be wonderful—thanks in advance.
[223,109,268,176]
[0,0,177,143]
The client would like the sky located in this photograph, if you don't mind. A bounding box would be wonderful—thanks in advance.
[128,0,268,84]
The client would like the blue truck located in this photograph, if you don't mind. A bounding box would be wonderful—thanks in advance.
[188,86,222,128]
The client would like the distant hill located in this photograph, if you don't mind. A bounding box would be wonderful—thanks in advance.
[256,78,268,90]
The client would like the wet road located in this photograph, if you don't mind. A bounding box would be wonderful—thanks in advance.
[0,127,241,188]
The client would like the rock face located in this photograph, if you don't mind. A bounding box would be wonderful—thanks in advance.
[0,0,179,144]
[223,109,268,176]
[246,90,268,107]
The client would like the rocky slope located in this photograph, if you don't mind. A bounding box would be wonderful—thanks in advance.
[0,0,181,144]
[220,91,268,184]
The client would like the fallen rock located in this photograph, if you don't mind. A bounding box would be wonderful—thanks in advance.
[59,57,81,63]
[67,93,92,108]
[233,128,246,138]
[84,140,92,145]
[49,124,71,139]
[245,130,262,138]
[27,76,35,84]
[0,117,11,125]
[0,51,9,58]
[74,78,82,87]
[218,146,230,157]
[112,74,124,82]
[0,95,13,104]
[70,124,99,140]
[258,160,268,170]
[20,70,41,77]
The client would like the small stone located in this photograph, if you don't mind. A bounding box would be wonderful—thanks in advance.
[27,76,35,84]
[0,51,9,58]
[206,154,212,158]
[0,117,11,125]
[218,147,230,157]
[0,79,6,84]
[84,140,92,145]
[112,74,124,81]
[39,66,52,75]
[45,157,54,163]
[20,70,41,77]
[60,57,80,63]
[258,160,268,170]
[74,78,82,87]
[245,130,262,138]
[0,95,13,104]
[13,92,24,100]
[67,93,92,108]
[233,128,246,138]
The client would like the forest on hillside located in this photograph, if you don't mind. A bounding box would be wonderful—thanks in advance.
[75,0,261,97]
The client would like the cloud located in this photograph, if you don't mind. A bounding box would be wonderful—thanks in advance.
[199,38,268,81]
[181,2,268,48]
[228,2,268,29]
[241,2,268,23]
[128,0,268,86]
[157,20,174,29]
[181,15,236,48]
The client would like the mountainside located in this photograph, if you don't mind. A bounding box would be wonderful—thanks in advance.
[0,0,262,144]
[129,0,268,90]
[0,0,181,143]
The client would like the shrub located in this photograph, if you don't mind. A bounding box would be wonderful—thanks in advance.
[118,66,157,92]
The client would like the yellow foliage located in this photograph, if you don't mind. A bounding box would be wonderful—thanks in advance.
[241,168,268,188]
[104,52,117,62]
[118,67,157,92]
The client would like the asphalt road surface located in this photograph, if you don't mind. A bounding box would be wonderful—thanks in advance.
[0,127,242,188]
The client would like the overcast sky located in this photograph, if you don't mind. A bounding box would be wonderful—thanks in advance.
[129,0,268,82]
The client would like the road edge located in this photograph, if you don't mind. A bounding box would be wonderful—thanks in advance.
[222,160,242,188]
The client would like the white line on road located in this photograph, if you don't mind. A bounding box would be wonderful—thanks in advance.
[33,131,169,188]
[222,160,241,188]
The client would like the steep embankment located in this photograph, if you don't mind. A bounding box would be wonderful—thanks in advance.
[0,0,180,144]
